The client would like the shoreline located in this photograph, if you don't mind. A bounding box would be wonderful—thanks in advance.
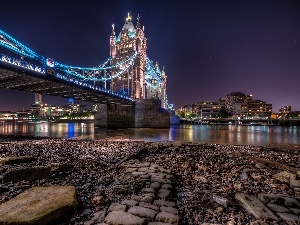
[0,135,300,224]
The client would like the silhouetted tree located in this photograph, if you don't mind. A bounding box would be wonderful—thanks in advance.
[217,106,229,118]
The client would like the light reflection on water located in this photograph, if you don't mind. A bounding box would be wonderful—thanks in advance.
[0,122,300,145]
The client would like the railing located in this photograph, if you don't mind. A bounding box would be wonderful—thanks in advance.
[0,53,45,73]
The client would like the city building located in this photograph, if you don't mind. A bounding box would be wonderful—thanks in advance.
[194,101,224,119]
[177,91,272,119]
[279,106,292,113]
[225,91,272,119]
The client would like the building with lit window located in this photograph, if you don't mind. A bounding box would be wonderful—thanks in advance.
[194,101,224,119]
[177,91,272,119]
[225,91,272,118]
[279,106,291,113]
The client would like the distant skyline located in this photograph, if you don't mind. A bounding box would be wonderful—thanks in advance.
[0,0,299,112]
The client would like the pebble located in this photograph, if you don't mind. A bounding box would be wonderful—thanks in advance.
[0,135,300,225]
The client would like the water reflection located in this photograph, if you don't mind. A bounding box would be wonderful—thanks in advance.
[0,122,300,145]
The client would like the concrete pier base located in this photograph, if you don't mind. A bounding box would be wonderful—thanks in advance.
[135,99,170,128]
[94,104,107,127]
[94,99,170,128]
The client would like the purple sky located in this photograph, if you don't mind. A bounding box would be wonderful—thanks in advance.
[0,0,299,112]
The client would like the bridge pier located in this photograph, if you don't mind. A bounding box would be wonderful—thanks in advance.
[94,99,170,128]
[94,104,108,127]
[134,99,170,128]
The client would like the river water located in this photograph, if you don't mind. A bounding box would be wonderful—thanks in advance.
[0,121,299,146]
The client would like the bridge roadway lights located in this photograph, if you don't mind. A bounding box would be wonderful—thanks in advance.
[94,99,170,128]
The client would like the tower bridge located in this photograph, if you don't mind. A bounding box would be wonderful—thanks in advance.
[0,14,177,127]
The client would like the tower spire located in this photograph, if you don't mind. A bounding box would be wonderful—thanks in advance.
[126,13,132,22]
[137,14,141,28]
[111,24,115,36]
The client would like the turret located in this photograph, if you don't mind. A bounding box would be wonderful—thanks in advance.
[110,24,116,58]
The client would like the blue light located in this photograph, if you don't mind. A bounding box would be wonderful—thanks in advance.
[0,28,172,105]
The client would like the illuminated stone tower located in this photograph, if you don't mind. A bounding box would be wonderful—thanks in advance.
[110,13,147,99]
[109,13,168,109]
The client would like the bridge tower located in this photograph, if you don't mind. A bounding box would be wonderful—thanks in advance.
[110,13,147,99]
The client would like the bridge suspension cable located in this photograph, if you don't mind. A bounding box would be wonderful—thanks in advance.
[145,57,164,84]
[0,30,45,62]
[0,29,138,82]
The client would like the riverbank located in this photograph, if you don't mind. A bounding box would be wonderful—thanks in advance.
[0,135,300,224]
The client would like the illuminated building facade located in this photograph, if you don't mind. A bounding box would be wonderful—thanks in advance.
[177,91,272,119]
[109,14,167,108]
[194,101,224,119]
[279,105,291,113]
[225,91,272,118]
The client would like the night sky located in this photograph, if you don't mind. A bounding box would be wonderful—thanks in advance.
[0,0,299,112]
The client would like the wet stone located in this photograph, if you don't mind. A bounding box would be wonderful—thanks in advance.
[0,156,37,165]
[141,188,155,193]
[148,222,172,225]
[92,195,104,205]
[105,211,145,225]
[277,213,300,223]
[108,203,127,212]
[125,168,138,173]
[88,211,106,224]
[0,186,77,225]
[3,166,51,183]
[131,162,151,168]
[155,212,180,225]
[160,206,178,215]
[149,173,166,178]
[249,221,269,225]
[140,174,151,179]
[291,208,300,215]
[267,203,289,213]
[131,195,143,201]
[150,182,161,190]
[165,175,173,179]
[157,189,172,201]
[194,175,208,183]
[235,193,278,221]
[150,163,160,168]
[51,163,74,173]
[257,193,300,207]
[141,194,154,203]
[148,168,158,172]
[128,206,158,220]
[132,172,147,177]
[161,184,172,190]
[158,169,171,174]
[290,179,300,187]
[201,223,222,225]
[121,199,139,206]
[151,178,172,184]
[273,171,295,183]
[153,200,176,208]
[139,202,159,211]
[138,167,152,172]
[282,197,300,208]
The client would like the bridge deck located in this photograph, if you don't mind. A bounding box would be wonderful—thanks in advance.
[0,61,133,105]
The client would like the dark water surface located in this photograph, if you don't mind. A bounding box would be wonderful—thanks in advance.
[0,121,299,146]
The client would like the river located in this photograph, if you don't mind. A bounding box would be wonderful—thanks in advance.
[0,121,299,146]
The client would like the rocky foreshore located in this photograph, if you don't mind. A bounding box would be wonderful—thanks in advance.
[0,135,300,225]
